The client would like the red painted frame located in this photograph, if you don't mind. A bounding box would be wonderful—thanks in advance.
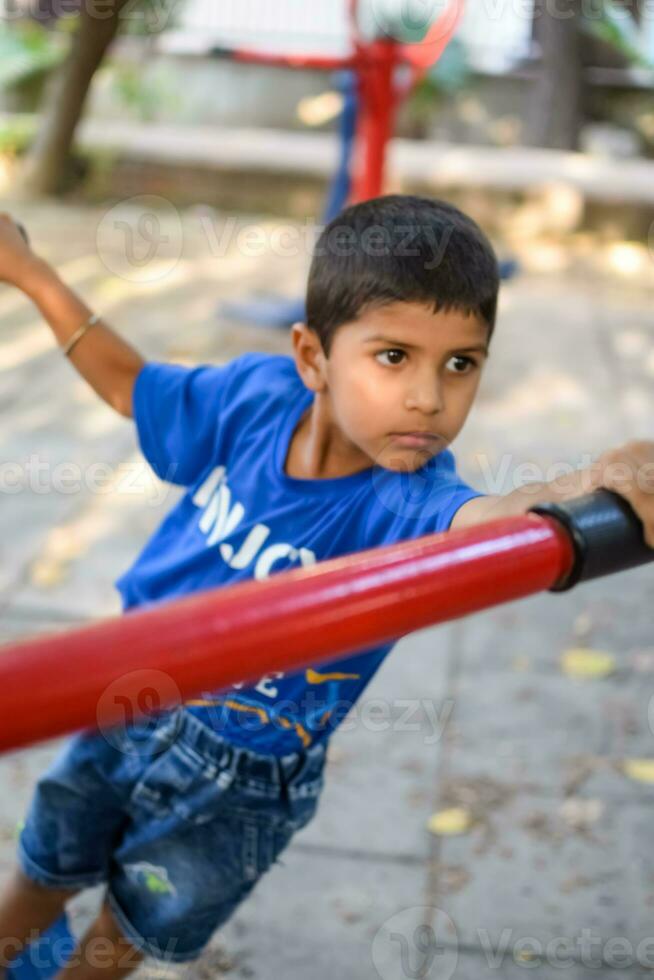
[220,0,465,200]
[0,512,573,753]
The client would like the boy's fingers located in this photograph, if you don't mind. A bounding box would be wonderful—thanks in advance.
[591,444,654,547]
[633,498,654,548]
[0,214,29,245]
[595,444,654,493]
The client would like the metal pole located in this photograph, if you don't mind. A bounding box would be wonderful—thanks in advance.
[0,491,650,754]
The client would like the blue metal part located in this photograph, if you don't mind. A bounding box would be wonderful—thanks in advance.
[221,73,358,329]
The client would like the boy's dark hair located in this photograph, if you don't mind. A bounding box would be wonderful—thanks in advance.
[306,194,500,356]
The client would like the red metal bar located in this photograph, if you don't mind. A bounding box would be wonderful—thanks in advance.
[0,514,574,754]
[401,0,466,74]
[349,0,464,200]
[351,40,400,201]
[211,0,464,204]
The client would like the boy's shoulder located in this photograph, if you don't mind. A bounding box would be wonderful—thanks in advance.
[221,351,302,406]
[128,351,305,491]
[216,351,305,438]
[226,351,298,384]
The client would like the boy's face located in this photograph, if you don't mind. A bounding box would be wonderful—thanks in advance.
[293,300,489,474]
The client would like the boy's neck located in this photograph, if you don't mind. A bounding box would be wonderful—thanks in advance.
[284,394,373,480]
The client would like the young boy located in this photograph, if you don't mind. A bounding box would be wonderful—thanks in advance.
[0,195,652,978]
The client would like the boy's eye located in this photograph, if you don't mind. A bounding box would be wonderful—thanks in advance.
[446,355,476,374]
[376,349,406,366]
[375,351,479,372]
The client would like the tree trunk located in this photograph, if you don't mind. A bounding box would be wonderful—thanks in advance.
[17,0,132,196]
[524,0,585,150]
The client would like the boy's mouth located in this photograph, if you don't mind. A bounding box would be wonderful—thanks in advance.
[390,432,442,449]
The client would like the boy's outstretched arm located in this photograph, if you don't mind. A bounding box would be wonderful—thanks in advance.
[0,213,144,418]
[451,440,654,549]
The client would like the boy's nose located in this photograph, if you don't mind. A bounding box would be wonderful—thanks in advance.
[405,381,444,415]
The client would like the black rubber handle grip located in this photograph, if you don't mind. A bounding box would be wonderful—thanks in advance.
[530,489,653,592]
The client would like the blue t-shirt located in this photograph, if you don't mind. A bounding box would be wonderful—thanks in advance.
[115,353,484,756]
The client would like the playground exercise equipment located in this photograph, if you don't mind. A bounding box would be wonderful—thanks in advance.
[218,0,485,328]
[3,488,651,977]
[0,489,650,756]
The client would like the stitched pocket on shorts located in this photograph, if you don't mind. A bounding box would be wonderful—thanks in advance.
[128,741,234,826]
[241,817,296,883]
[281,755,325,829]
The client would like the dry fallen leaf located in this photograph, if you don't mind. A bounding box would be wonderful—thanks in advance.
[29,559,67,588]
[561,648,616,680]
[622,759,654,784]
[427,807,473,836]
[559,797,604,829]
[515,950,539,963]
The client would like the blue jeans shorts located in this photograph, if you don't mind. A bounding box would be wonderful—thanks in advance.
[18,709,327,963]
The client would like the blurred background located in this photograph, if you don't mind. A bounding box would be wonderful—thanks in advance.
[0,2,653,978]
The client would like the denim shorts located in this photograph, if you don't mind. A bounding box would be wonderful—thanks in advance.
[18,709,327,963]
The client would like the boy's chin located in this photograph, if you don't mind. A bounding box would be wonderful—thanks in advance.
[376,446,444,473]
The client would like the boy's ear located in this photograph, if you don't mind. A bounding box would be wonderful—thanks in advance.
[291,322,327,392]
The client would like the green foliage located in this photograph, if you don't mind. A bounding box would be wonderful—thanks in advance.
[0,113,37,153]
[0,21,68,90]
[409,36,471,122]
[582,0,653,68]
[109,60,182,121]
[426,36,471,94]
[120,0,181,37]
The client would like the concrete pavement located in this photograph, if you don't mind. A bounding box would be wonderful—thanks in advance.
[0,197,653,978]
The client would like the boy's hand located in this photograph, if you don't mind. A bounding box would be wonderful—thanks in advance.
[0,212,41,291]
[452,440,654,548]
[585,440,654,547]
[0,212,145,417]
